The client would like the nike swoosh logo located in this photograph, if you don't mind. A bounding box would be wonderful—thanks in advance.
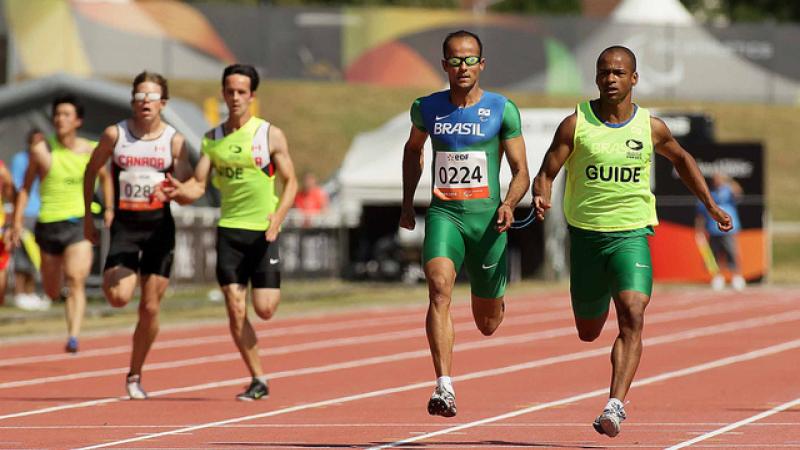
[635,263,650,268]
[435,113,453,121]
[270,258,280,265]
[481,263,499,270]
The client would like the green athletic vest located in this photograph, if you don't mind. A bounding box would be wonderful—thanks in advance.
[564,101,658,232]
[201,117,278,231]
[38,136,96,223]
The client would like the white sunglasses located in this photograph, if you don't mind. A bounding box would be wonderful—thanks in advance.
[133,92,162,102]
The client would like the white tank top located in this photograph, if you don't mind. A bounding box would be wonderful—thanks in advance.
[213,120,272,170]
[113,120,177,215]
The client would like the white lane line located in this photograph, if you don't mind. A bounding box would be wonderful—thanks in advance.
[368,339,800,449]
[3,306,799,423]
[664,396,800,449]
[0,295,767,390]
[2,422,793,429]
[0,309,571,390]
[75,338,800,450]
[0,294,572,367]
[0,290,722,367]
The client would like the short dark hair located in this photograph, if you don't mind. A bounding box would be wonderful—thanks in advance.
[222,64,260,92]
[597,46,637,71]
[442,30,483,58]
[52,94,84,119]
[132,71,169,99]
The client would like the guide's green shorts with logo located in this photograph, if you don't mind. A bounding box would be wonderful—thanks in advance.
[423,206,507,298]
[569,226,654,319]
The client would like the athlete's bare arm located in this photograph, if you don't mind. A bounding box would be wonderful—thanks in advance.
[532,113,576,221]
[171,133,193,182]
[0,164,14,204]
[651,117,732,232]
[399,126,429,231]
[83,125,118,243]
[9,138,49,246]
[265,125,298,242]
[163,128,213,205]
[497,135,530,232]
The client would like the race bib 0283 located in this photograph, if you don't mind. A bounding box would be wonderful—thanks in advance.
[118,171,166,211]
[433,151,489,201]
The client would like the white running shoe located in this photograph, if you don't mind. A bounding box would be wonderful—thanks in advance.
[126,374,148,400]
[427,386,457,417]
[711,274,725,291]
[593,401,626,437]
[732,275,746,291]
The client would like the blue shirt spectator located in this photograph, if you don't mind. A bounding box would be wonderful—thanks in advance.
[11,150,40,218]
[697,176,741,237]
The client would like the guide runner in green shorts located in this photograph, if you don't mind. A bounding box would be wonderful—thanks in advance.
[532,46,733,438]
[400,30,530,418]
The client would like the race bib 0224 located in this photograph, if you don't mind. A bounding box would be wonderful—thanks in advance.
[433,151,489,201]
[118,171,166,211]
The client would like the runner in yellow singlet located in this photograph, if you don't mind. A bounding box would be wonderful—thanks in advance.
[8,94,113,353]
[532,46,732,438]
[163,64,298,401]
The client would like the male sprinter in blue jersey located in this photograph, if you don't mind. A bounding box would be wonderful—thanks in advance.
[400,30,530,417]
[533,46,732,437]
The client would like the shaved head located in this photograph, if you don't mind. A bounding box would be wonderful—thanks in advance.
[597,46,637,72]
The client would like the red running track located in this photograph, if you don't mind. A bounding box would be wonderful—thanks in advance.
[0,287,799,449]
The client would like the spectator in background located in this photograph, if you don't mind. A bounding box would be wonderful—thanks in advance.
[294,172,328,226]
[696,172,746,291]
[9,129,49,311]
[0,160,15,306]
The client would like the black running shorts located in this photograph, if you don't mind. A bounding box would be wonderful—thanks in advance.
[216,226,280,289]
[104,216,175,277]
[34,219,85,255]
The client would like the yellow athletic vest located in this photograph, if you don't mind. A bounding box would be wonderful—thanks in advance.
[201,117,278,231]
[564,101,658,231]
[38,136,96,223]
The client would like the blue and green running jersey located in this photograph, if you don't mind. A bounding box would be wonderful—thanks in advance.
[411,90,522,214]
[564,101,658,232]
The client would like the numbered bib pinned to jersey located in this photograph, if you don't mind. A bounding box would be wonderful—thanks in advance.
[119,171,166,211]
[433,151,489,201]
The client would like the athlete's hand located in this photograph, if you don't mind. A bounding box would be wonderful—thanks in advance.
[5,224,21,248]
[265,214,280,242]
[533,195,551,221]
[103,209,114,228]
[709,205,733,232]
[157,173,179,201]
[84,218,99,245]
[495,203,513,233]
[399,206,415,230]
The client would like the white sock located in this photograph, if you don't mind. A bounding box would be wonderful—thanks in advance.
[606,398,624,410]
[256,375,269,385]
[437,376,454,394]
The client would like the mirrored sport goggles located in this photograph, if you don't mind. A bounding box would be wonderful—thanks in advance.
[133,92,162,102]
[445,56,481,67]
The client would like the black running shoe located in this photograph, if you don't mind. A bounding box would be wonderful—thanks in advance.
[427,386,457,417]
[236,379,269,401]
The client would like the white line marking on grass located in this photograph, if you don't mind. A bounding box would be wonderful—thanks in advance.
[664,396,800,449]
[368,339,800,449]
[0,296,766,389]
[72,320,800,448]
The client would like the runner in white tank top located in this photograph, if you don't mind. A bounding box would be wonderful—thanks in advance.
[83,72,192,400]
